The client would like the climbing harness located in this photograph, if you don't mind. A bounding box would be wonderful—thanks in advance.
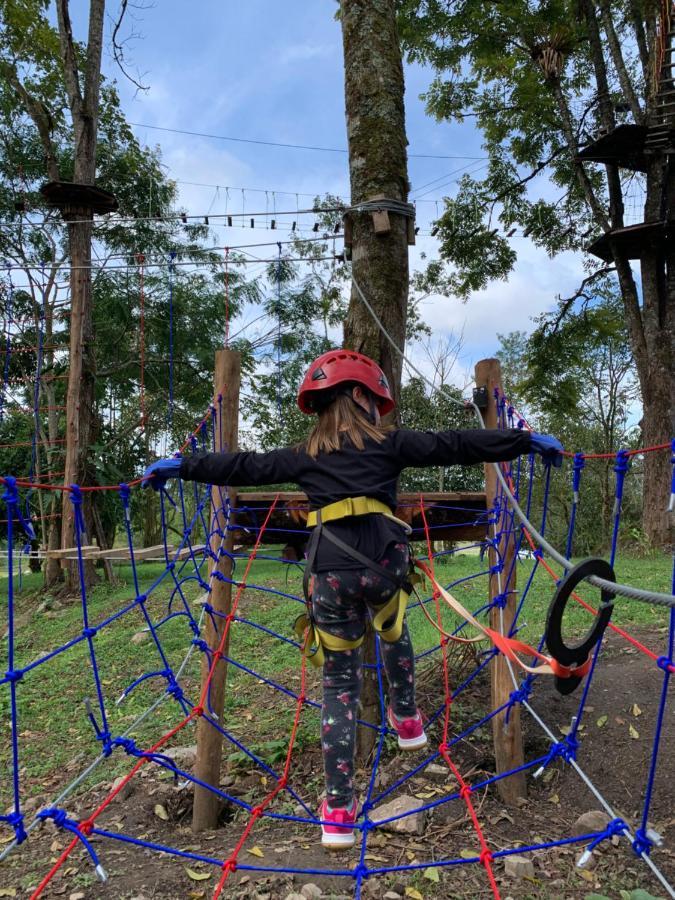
[545,557,616,695]
[295,496,415,667]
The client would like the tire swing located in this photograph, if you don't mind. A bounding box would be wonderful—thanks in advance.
[545,558,616,695]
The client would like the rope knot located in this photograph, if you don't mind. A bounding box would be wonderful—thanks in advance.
[459,784,473,801]
[222,859,237,873]
[251,806,263,820]
[82,627,97,639]
[354,863,369,880]
[118,483,131,506]
[632,826,652,856]
[493,592,507,609]
[69,484,83,505]
[6,810,26,843]
[192,638,209,653]
[277,776,288,788]
[113,737,139,756]
[606,817,627,839]
[192,704,204,717]
[79,818,94,835]
[166,678,184,701]
[489,560,504,575]
[479,848,493,866]
[509,683,531,706]
[613,449,630,475]
[5,669,23,683]
[1,475,18,505]
[656,655,675,674]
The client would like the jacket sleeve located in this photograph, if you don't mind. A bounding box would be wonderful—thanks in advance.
[179,447,303,487]
[391,428,532,468]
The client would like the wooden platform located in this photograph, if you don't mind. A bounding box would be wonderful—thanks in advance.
[230,491,488,554]
[576,124,650,172]
[587,220,674,262]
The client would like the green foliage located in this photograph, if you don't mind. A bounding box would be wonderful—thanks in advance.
[396,0,646,312]
[497,291,640,553]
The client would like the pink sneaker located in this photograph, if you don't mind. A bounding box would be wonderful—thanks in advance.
[319,798,358,849]
[387,707,428,750]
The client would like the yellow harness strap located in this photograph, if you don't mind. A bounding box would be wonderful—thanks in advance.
[294,613,364,668]
[306,496,411,534]
[297,495,415,668]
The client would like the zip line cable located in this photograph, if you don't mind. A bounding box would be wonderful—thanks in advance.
[128,121,489,161]
[349,274,675,610]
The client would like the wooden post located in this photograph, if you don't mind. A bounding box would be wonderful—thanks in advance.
[474,358,527,804]
[192,349,240,832]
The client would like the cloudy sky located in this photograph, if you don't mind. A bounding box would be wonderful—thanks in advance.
[88,0,585,388]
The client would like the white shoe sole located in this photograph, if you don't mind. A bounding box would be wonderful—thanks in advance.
[388,710,428,750]
[321,830,355,849]
[397,732,428,750]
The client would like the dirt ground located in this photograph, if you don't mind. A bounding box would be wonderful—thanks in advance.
[2,626,673,900]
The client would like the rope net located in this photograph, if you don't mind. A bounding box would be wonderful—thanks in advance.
[1,387,674,899]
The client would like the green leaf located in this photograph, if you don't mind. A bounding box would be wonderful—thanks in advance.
[423,866,440,882]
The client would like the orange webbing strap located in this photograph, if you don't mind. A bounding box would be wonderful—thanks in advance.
[414,559,592,681]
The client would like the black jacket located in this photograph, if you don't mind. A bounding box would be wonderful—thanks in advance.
[180,428,531,571]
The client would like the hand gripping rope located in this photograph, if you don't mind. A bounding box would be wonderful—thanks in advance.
[544,558,616,695]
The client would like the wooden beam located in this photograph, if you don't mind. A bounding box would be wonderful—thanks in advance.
[475,357,526,805]
[46,545,97,559]
[192,349,240,832]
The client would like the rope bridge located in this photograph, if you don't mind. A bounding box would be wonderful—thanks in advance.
[1,390,674,899]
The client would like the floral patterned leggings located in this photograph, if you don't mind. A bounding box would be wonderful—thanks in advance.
[311,541,416,808]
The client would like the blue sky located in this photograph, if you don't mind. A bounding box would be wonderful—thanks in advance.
[89,0,584,388]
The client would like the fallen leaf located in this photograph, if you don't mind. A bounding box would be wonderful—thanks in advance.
[578,868,595,882]
[185,867,211,882]
[0,889,17,898]
[363,853,388,862]
[187,892,206,899]
[548,793,560,805]
[154,803,169,821]
[631,703,642,717]
[559,725,572,736]
[596,715,608,728]
[629,724,640,739]
[414,791,435,799]
[405,889,423,900]
[247,846,264,858]
[405,850,416,861]
[0,836,14,845]
[615,716,625,725]
[423,866,440,883]
[459,849,476,859]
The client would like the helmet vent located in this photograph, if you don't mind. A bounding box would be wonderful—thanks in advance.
[311,367,327,382]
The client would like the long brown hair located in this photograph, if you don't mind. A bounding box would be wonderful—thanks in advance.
[304,393,390,458]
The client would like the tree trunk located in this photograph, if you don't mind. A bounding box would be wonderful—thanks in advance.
[340,0,410,762]
[62,213,97,589]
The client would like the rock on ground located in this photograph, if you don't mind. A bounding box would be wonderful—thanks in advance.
[372,795,426,834]
[572,809,611,836]
[504,855,535,879]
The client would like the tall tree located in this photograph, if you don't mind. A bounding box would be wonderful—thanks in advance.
[340,0,412,758]
[398,0,674,548]
[1,0,110,582]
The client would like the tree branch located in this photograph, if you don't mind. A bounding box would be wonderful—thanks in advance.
[55,0,83,117]
[546,266,616,333]
[111,0,150,92]
[596,0,644,122]
[0,61,60,181]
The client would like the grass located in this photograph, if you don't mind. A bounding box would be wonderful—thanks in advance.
[0,544,672,817]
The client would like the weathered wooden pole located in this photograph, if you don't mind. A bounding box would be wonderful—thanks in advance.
[340,0,412,762]
[474,357,527,804]
[192,349,240,832]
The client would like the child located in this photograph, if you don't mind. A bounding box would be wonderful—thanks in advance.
[143,349,562,848]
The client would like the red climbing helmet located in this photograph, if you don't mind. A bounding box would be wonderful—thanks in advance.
[297,349,395,415]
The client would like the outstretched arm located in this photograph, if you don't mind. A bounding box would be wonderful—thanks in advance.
[142,448,303,491]
[392,428,532,468]
[179,447,303,487]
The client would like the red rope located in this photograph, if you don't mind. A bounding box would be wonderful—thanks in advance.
[419,497,500,898]
[32,496,281,898]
